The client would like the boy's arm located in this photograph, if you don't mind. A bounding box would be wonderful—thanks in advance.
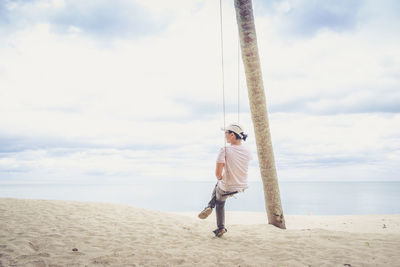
[215,163,224,180]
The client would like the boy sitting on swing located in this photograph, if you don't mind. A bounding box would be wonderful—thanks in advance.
[198,123,253,237]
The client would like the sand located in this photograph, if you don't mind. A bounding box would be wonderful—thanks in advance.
[1,198,399,267]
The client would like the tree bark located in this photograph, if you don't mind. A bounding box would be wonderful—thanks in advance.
[234,0,286,229]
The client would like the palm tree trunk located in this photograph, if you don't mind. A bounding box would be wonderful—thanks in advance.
[234,0,286,229]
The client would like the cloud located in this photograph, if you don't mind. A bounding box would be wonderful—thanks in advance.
[254,0,363,37]
[254,7,400,115]
[0,0,399,184]
[0,0,169,39]
[0,1,8,23]
[269,112,400,181]
[49,0,168,39]
[0,143,224,184]
[269,87,400,115]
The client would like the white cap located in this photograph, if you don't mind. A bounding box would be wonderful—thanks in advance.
[221,123,246,139]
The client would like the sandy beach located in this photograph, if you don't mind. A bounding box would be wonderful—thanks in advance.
[1,198,399,266]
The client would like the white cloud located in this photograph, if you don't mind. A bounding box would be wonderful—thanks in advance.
[254,14,400,113]
[0,0,399,184]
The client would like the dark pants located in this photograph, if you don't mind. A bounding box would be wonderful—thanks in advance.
[207,183,233,230]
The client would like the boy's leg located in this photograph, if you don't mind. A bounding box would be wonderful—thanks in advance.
[215,199,225,230]
[207,183,218,209]
[198,183,218,219]
[215,186,229,230]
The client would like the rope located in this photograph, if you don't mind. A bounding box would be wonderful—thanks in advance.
[219,0,241,127]
[219,0,227,171]
[219,0,226,133]
[237,37,240,123]
[219,0,242,174]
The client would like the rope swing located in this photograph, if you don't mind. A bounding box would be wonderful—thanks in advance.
[219,0,242,171]
[219,0,241,132]
[219,0,227,133]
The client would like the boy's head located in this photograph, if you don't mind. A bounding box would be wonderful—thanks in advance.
[223,124,248,142]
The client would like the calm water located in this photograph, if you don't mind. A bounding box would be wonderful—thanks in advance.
[0,181,399,215]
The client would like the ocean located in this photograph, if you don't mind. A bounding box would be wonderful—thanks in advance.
[0,181,399,215]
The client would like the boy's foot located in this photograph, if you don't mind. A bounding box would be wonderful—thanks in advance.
[198,207,212,219]
[213,228,227,237]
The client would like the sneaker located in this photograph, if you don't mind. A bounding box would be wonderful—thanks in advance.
[213,228,227,237]
[198,207,212,219]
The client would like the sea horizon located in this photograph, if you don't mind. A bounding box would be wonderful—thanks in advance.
[1,181,399,215]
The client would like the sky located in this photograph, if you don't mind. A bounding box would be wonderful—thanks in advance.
[0,0,399,184]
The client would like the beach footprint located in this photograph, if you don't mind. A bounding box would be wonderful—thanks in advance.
[28,242,40,252]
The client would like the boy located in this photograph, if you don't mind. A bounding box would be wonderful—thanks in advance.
[198,124,253,237]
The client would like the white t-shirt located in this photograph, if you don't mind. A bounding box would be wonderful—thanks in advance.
[216,144,253,192]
